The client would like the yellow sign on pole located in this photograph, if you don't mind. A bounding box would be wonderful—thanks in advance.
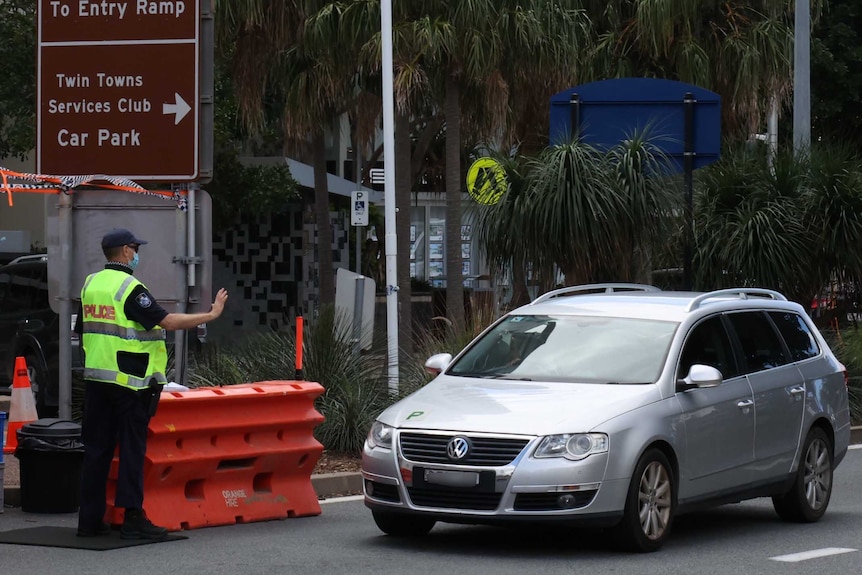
[466,157,507,205]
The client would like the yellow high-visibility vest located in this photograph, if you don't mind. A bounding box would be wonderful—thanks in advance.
[80,269,167,390]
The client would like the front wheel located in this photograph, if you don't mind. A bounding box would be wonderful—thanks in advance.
[372,510,435,537]
[614,448,676,553]
[772,427,833,522]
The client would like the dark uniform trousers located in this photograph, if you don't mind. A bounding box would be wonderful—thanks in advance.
[78,380,151,528]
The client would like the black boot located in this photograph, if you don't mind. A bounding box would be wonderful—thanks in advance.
[120,508,168,540]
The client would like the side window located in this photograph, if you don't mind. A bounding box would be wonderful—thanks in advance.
[726,311,788,372]
[768,311,819,361]
[6,265,39,313]
[678,316,738,380]
[0,271,9,305]
[34,265,50,309]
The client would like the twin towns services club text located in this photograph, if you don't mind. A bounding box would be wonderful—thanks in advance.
[51,73,151,148]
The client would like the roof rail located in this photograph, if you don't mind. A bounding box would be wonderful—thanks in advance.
[685,288,787,312]
[531,283,661,305]
[7,254,47,265]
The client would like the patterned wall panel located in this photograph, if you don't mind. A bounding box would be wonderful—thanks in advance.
[208,207,348,340]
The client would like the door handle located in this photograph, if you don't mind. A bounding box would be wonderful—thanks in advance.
[789,386,805,396]
[737,399,754,410]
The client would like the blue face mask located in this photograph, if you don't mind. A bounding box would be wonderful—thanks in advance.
[129,251,139,271]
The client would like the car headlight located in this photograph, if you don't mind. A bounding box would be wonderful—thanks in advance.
[534,433,608,461]
[367,421,394,450]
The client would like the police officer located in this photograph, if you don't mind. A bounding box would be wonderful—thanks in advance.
[76,228,228,539]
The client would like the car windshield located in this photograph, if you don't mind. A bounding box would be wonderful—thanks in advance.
[447,314,678,384]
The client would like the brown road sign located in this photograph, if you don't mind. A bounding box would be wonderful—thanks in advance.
[37,0,200,180]
[40,0,195,43]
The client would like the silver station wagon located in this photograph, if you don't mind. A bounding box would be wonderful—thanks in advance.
[361,284,851,552]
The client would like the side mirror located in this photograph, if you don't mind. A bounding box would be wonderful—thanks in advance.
[424,353,453,377]
[678,364,723,390]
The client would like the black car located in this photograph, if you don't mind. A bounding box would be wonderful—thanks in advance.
[0,254,80,417]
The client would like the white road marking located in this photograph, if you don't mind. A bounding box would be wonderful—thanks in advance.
[770,548,857,562]
[849,444,862,450]
[319,494,364,505]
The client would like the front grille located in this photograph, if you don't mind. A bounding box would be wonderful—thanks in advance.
[513,490,597,511]
[407,487,502,510]
[400,433,529,466]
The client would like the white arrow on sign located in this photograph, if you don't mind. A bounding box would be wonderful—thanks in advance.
[162,92,191,125]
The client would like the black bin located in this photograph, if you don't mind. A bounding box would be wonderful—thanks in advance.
[14,418,84,513]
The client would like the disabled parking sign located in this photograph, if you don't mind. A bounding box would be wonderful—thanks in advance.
[351,190,369,226]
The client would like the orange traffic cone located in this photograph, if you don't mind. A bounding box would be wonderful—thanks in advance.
[3,357,39,454]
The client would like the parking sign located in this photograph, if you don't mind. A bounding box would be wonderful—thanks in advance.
[351,190,368,226]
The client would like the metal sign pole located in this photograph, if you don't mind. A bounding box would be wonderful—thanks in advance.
[793,0,811,155]
[57,191,73,419]
[683,92,695,291]
[569,93,580,142]
[354,151,363,274]
[356,227,362,274]
[381,0,399,395]
[353,277,365,356]
[172,183,200,387]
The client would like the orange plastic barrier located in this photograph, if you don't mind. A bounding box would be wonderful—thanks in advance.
[104,381,325,530]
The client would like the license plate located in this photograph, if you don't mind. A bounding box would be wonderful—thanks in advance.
[423,469,480,488]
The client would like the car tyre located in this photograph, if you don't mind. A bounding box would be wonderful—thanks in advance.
[772,426,833,523]
[372,511,435,537]
[614,448,676,553]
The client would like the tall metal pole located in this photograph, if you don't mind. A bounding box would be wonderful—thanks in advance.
[569,93,580,142]
[57,191,73,419]
[353,141,363,275]
[793,0,811,155]
[767,94,779,172]
[381,0,399,395]
[353,276,365,356]
[174,183,197,388]
[683,93,695,291]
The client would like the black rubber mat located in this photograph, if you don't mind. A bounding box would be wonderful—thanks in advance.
[0,526,187,550]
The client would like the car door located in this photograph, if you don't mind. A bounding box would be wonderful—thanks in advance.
[0,269,18,386]
[726,311,805,482]
[3,265,39,370]
[675,315,755,498]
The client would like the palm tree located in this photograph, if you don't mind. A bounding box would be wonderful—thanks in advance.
[331,0,442,350]
[472,151,543,307]
[397,0,500,334]
[514,136,679,286]
[218,0,356,306]
[420,1,590,326]
[474,1,591,306]
[473,2,814,299]
[695,144,862,304]
[579,0,805,140]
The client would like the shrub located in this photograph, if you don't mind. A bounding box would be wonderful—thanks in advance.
[398,295,504,394]
[188,305,390,454]
[823,328,862,424]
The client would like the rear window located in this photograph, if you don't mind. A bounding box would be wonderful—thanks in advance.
[768,311,819,361]
[726,311,788,372]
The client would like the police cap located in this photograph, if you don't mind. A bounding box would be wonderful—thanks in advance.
[101,228,149,249]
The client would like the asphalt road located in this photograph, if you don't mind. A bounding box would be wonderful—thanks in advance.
[1,447,861,575]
